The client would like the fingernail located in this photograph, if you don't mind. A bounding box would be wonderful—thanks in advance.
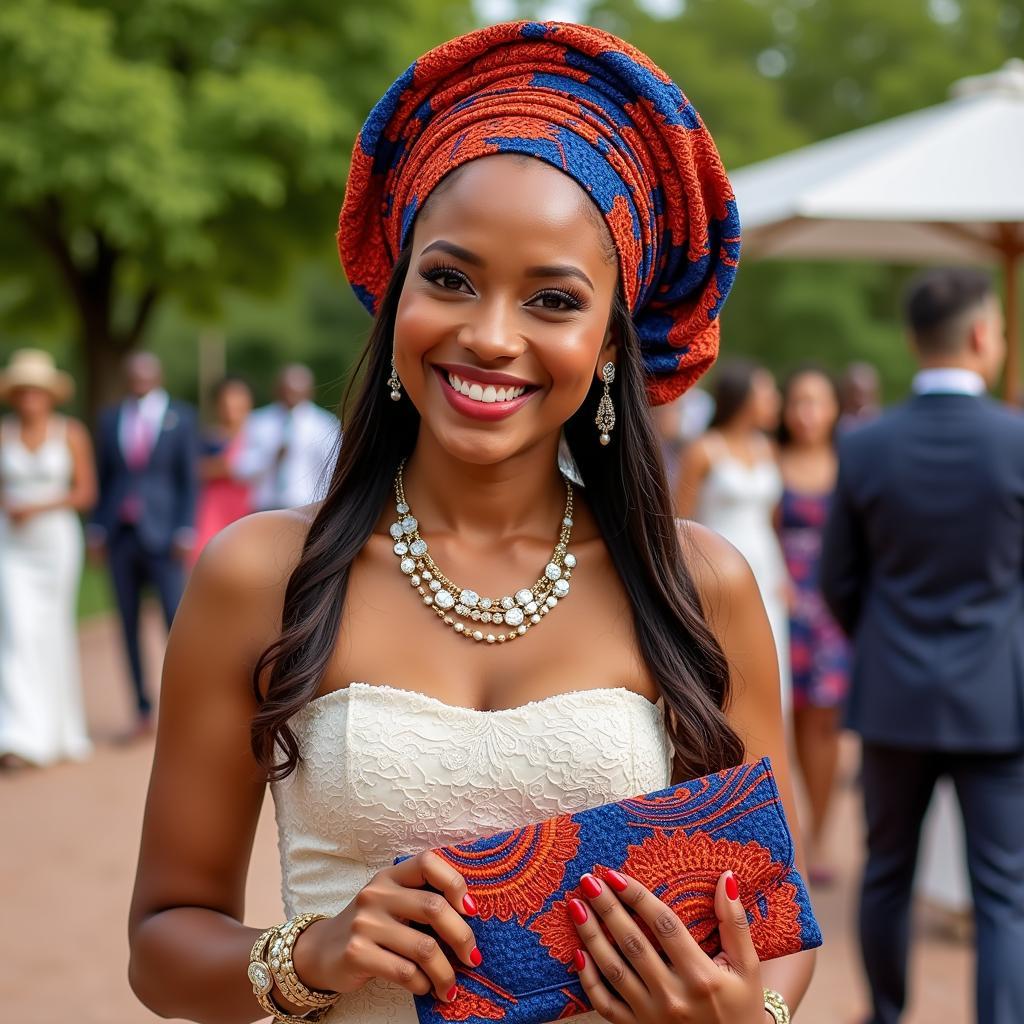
[568,898,589,925]
[573,948,586,971]
[445,984,458,1001]
[725,871,740,901]
[580,873,602,899]
[605,869,628,893]
[462,893,478,916]
[469,946,482,967]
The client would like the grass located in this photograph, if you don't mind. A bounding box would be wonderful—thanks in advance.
[77,563,114,621]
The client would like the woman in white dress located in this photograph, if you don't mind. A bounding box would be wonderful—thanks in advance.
[0,349,96,769]
[676,361,792,712]
[127,22,814,1024]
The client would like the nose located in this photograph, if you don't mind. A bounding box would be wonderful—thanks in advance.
[457,295,526,363]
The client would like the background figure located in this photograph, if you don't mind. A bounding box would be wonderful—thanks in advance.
[235,363,339,511]
[0,350,96,769]
[652,386,715,492]
[190,376,254,567]
[676,359,792,710]
[821,268,1024,1024]
[838,361,881,433]
[89,353,198,739]
[778,366,850,886]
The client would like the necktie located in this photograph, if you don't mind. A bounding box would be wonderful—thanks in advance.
[127,402,153,471]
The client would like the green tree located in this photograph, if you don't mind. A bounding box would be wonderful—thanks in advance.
[0,0,474,418]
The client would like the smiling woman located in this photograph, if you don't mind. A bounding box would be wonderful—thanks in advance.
[126,20,814,1024]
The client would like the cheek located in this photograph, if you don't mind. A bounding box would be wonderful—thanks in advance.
[394,290,452,359]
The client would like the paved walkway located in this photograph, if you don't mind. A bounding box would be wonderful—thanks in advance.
[0,611,974,1022]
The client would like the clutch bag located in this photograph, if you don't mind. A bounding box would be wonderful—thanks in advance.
[396,756,821,1023]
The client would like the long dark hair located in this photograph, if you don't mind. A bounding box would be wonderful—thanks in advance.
[251,253,744,782]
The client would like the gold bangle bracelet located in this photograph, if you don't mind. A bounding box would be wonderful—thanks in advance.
[249,925,332,1023]
[763,987,792,1024]
[269,914,338,1009]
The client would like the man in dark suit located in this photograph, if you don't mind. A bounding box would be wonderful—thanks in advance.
[88,352,198,737]
[821,268,1024,1024]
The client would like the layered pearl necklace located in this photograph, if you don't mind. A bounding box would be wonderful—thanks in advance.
[391,462,576,644]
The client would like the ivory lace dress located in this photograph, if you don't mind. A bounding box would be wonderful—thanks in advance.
[270,682,673,1023]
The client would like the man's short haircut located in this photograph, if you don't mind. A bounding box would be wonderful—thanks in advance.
[903,266,994,355]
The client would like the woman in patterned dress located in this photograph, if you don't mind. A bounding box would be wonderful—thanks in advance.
[778,367,850,886]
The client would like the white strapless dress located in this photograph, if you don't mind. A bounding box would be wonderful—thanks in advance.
[271,682,674,1024]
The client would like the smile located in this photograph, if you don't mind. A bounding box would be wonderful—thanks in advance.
[446,372,527,404]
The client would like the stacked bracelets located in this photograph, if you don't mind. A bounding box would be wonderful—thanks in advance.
[248,913,339,1023]
[763,987,792,1024]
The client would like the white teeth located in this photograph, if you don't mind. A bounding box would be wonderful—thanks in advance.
[446,372,527,404]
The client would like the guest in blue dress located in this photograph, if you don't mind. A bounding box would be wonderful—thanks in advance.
[778,366,850,886]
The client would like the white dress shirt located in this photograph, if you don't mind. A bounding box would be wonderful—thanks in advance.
[235,401,340,510]
[118,388,170,463]
[912,368,987,396]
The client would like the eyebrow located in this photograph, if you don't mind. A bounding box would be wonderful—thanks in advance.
[420,239,595,291]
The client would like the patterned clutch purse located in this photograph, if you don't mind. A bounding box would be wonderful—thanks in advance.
[396,757,821,1024]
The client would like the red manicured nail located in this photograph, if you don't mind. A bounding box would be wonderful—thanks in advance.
[445,985,458,1001]
[605,869,628,893]
[462,893,478,916]
[573,948,587,971]
[568,898,589,925]
[469,946,482,967]
[580,873,602,899]
[725,872,740,901]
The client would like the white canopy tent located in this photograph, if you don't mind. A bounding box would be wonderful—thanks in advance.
[730,59,1024,399]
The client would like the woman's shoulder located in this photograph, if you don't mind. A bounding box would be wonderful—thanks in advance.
[676,519,759,623]
[193,505,318,601]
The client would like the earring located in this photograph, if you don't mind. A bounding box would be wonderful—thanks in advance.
[596,361,616,446]
[387,357,402,402]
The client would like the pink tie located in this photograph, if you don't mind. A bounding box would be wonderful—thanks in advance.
[126,404,153,470]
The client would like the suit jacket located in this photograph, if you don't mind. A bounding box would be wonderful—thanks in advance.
[91,398,199,554]
[820,393,1024,752]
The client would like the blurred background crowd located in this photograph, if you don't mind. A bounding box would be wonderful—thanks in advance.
[2,0,1022,1021]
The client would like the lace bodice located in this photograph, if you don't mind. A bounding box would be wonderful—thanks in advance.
[270,682,673,1023]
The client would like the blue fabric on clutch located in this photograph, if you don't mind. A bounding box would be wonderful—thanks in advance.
[396,757,821,1023]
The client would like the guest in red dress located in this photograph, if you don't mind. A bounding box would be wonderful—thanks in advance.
[190,376,254,567]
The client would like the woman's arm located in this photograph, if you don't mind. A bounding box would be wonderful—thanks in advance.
[674,437,711,519]
[66,418,98,512]
[683,522,816,1016]
[127,510,311,1024]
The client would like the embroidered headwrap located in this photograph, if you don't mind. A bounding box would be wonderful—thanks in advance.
[338,20,740,405]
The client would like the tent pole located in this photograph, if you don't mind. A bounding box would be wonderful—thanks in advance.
[1003,238,1020,406]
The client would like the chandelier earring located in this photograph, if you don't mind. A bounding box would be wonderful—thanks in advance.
[387,357,402,402]
[595,361,616,446]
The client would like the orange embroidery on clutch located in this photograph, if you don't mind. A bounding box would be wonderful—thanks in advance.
[436,992,505,1021]
[620,831,803,959]
[557,988,589,1017]
[436,817,581,922]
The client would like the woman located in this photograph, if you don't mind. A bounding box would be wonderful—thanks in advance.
[128,22,814,1024]
[676,361,791,712]
[777,367,850,886]
[0,349,96,769]
[190,376,255,567]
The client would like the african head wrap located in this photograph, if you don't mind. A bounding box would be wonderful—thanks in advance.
[338,20,741,405]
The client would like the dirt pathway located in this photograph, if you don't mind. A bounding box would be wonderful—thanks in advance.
[0,611,973,1022]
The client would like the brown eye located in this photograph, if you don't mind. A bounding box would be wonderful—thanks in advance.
[421,266,472,293]
[529,289,585,312]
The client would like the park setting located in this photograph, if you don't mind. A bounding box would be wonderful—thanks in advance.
[2,1,1023,1023]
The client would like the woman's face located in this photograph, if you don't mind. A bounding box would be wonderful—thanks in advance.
[783,371,839,446]
[216,381,253,430]
[10,386,55,420]
[749,368,781,432]
[393,155,620,466]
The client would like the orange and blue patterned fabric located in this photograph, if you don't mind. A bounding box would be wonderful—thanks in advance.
[338,20,741,406]
[396,758,821,1023]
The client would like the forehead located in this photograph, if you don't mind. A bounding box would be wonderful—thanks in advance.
[412,155,616,269]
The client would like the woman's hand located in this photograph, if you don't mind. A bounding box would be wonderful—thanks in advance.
[570,868,765,1024]
[291,851,482,1005]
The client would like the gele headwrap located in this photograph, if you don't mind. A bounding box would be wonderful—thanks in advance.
[338,20,741,406]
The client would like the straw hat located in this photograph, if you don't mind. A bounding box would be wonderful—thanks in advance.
[0,349,74,403]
